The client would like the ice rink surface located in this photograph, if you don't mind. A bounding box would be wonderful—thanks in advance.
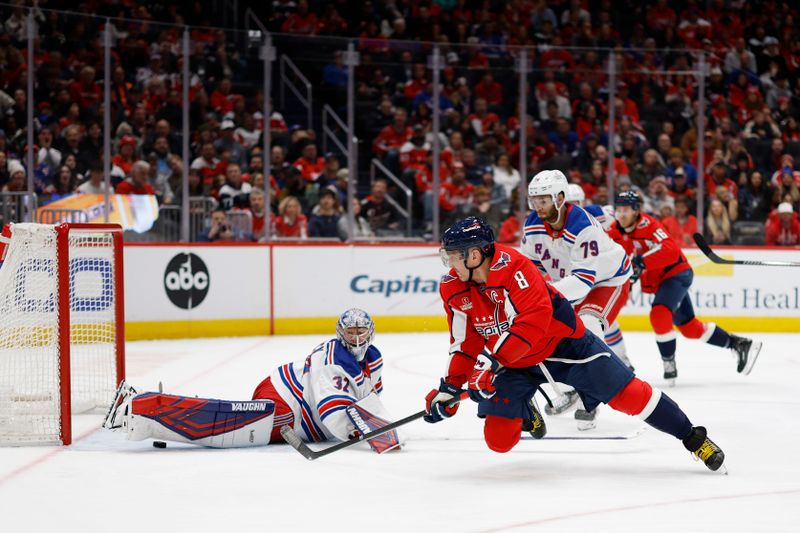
[1,331,798,532]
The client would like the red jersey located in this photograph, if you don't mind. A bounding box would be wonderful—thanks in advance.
[293,157,325,182]
[607,213,691,293]
[115,181,156,195]
[440,245,585,387]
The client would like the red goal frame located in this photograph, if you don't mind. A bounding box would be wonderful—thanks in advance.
[55,223,125,445]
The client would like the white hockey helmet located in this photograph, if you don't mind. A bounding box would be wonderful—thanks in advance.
[336,308,375,361]
[565,184,585,205]
[527,170,569,210]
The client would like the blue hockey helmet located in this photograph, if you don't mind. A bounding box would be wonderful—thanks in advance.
[615,190,641,210]
[439,216,495,271]
[336,308,375,361]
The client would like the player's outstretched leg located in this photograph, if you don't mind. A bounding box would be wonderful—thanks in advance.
[521,395,547,439]
[677,319,762,375]
[103,387,277,448]
[607,377,725,472]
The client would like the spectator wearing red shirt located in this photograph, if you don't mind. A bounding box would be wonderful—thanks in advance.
[292,141,325,182]
[473,71,503,106]
[111,135,137,177]
[190,142,225,187]
[280,0,318,34]
[403,64,428,100]
[69,66,101,112]
[766,203,800,246]
[116,161,156,195]
[440,163,475,226]
[468,98,501,139]
[647,0,677,32]
[372,109,412,172]
[661,196,697,248]
[705,160,738,200]
[210,78,237,115]
[274,196,308,238]
[399,125,430,172]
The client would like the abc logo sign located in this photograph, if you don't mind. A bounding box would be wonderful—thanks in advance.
[163,253,210,309]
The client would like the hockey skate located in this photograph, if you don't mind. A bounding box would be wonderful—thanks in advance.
[543,389,579,415]
[616,351,634,371]
[521,396,547,439]
[729,335,762,375]
[102,380,137,431]
[574,407,597,431]
[683,426,726,473]
[663,357,677,387]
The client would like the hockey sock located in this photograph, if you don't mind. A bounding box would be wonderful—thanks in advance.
[677,319,730,348]
[483,416,522,453]
[604,322,626,355]
[650,304,676,359]
[608,378,691,439]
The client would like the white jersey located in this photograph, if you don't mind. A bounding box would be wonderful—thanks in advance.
[270,339,385,443]
[583,203,615,230]
[521,204,631,303]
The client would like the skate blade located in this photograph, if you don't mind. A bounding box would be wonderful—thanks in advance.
[717,464,729,475]
[741,341,763,376]
[544,391,579,415]
[576,420,597,431]
[665,378,676,388]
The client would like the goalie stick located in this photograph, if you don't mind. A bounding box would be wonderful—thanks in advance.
[280,393,468,461]
[694,233,800,267]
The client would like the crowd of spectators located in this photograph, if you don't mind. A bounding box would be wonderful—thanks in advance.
[0,1,799,246]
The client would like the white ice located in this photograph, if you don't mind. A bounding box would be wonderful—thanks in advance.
[1,332,798,532]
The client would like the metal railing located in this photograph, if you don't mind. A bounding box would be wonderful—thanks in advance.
[370,159,413,238]
[321,104,349,157]
[279,55,313,130]
[0,192,37,226]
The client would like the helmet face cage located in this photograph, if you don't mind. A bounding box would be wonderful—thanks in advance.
[336,308,375,361]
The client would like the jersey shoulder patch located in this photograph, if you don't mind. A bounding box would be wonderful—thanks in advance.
[490,250,512,271]
[441,273,458,283]
[563,205,594,243]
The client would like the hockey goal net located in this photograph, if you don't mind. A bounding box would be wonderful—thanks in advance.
[0,223,125,445]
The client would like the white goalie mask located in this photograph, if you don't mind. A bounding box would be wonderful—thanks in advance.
[336,308,375,361]
[565,184,585,205]
[527,170,569,210]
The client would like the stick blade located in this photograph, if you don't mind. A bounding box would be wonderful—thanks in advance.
[280,426,318,461]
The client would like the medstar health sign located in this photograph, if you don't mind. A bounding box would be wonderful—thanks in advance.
[164,253,210,309]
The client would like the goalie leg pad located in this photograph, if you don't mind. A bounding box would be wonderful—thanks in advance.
[130,393,276,448]
[484,416,522,453]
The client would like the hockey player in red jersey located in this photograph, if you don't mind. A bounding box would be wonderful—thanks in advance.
[607,191,761,383]
[423,216,726,472]
[103,309,400,453]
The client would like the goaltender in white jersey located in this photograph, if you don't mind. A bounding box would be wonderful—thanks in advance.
[521,171,633,428]
[104,309,401,453]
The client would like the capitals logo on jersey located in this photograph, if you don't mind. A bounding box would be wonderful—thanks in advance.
[490,251,511,271]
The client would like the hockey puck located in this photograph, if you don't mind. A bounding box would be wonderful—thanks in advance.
[153,441,167,448]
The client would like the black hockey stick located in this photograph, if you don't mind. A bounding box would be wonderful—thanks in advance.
[280,393,467,461]
[693,233,800,267]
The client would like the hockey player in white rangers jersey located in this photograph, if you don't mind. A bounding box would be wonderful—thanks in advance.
[104,309,400,453]
[565,184,631,369]
[521,171,633,428]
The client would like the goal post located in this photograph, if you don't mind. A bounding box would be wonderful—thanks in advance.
[0,223,125,446]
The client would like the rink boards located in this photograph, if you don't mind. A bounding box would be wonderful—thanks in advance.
[123,243,800,339]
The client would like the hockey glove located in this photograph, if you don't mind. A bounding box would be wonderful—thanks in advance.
[468,350,499,402]
[424,379,461,423]
[630,254,645,283]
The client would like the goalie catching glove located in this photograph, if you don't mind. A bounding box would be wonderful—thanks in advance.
[468,350,499,401]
